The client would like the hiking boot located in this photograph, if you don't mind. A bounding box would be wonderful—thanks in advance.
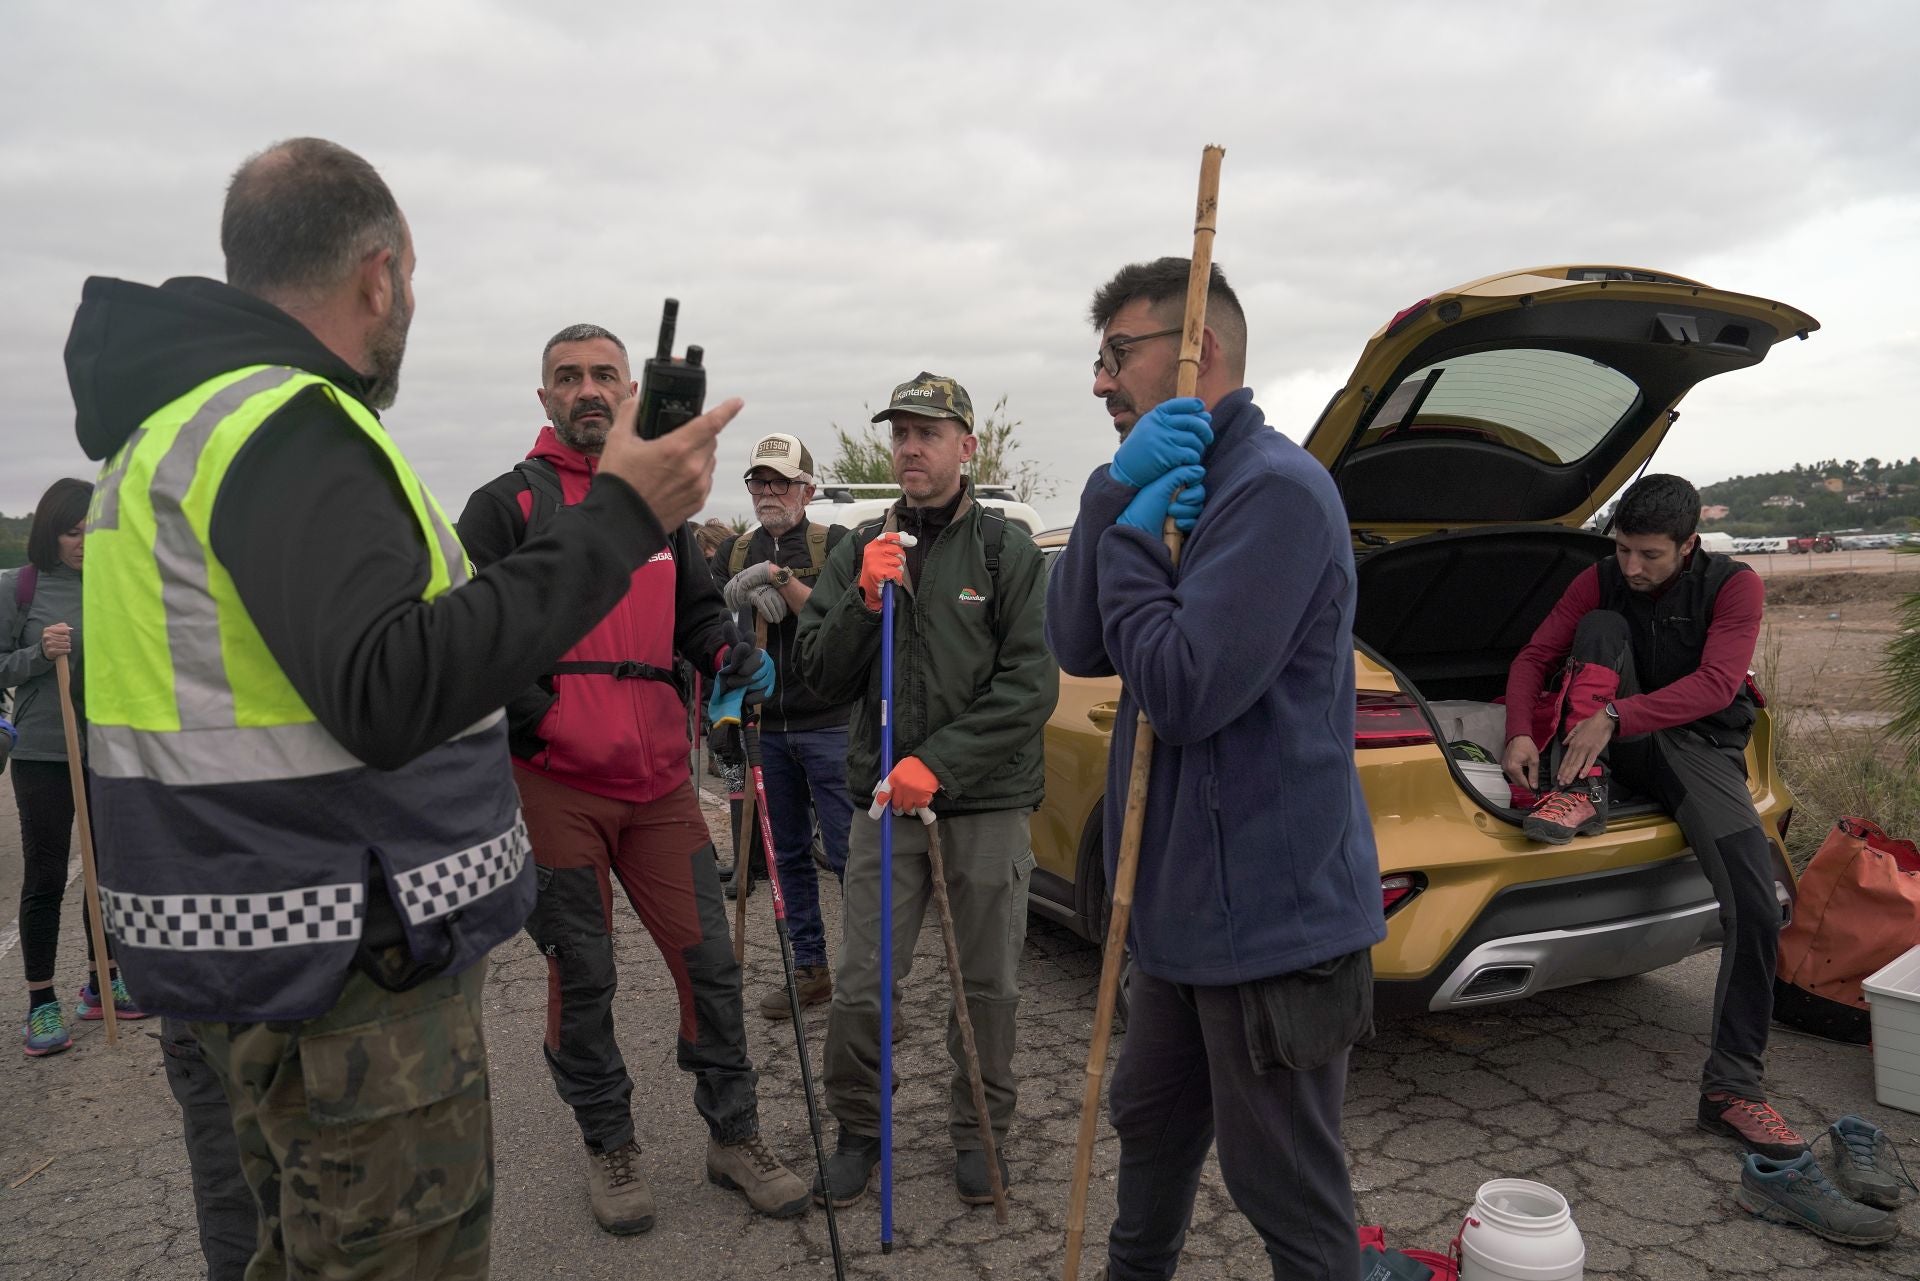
[759,966,832,1020]
[586,1139,655,1235]
[1827,1114,1916,1210]
[812,1132,882,1208]
[1698,1093,1807,1160]
[955,1147,1011,1206]
[75,976,148,1021]
[708,1134,810,1218]
[1734,1151,1899,1246]
[22,1002,71,1058]
[1522,770,1607,844]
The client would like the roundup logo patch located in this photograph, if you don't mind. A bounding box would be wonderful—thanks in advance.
[957,587,987,604]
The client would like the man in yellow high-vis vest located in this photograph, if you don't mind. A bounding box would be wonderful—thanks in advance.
[64,137,745,1280]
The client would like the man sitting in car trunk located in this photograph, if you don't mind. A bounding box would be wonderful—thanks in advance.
[1501,473,1802,1160]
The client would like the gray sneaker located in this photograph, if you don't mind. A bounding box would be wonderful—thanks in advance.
[1735,1151,1899,1246]
[1827,1114,1917,1211]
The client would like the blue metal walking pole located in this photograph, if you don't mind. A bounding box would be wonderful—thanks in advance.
[878,576,896,1253]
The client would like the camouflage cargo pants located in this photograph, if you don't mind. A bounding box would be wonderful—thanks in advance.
[191,955,493,1280]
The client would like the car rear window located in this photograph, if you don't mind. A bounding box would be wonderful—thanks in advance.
[1353,349,1641,466]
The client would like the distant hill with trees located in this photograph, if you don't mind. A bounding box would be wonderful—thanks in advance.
[1698,456,1920,537]
[0,513,28,569]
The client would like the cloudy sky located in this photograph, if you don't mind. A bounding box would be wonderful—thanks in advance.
[4,2,1916,528]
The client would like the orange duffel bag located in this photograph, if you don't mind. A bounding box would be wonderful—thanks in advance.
[1773,817,1920,1043]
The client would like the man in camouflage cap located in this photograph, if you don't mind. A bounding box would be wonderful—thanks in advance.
[796,372,1058,1208]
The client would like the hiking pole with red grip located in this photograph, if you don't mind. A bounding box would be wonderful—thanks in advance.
[743,705,846,1278]
[1062,143,1223,1279]
[731,620,768,967]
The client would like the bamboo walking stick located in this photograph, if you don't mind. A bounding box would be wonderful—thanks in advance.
[53,654,117,1045]
[1061,143,1223,1279]
[730,617,769,968]
[924,820,1009,1223]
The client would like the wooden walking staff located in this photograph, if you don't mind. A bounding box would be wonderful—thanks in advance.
[53,655,117,1045]
[1060,143,1224,1279]
[924,820,1009,1223]
[730,617,770,967]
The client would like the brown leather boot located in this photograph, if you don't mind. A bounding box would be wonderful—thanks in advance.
[707,1134,811,1218]
[586,1139,655,1235]
[759,965,832,1020]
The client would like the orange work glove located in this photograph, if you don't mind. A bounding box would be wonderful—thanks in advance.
[857,531,916,611]
[870,756,939,820]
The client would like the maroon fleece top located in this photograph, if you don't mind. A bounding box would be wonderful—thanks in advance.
[1504,559,1764,742]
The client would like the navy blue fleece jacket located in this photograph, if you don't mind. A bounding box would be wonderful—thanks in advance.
[1045,388,1385,985]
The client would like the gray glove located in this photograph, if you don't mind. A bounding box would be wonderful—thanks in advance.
[724,562,790,624]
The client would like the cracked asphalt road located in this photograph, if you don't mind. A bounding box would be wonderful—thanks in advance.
[2,781,1915,1279]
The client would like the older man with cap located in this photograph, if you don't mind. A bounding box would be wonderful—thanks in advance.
[796,373,1057,1208]
[709,433,856,1019]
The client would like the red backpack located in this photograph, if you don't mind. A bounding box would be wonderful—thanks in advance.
[1774,817,1920,1043]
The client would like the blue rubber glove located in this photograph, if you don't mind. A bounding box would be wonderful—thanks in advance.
[708,644,776,728]
[1109,397,1213,489]
[1116,465,1206,535]
[718,643,776,700]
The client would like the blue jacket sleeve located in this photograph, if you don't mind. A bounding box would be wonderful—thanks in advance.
[1044,465,1133,678]
[1096,470,1341,746]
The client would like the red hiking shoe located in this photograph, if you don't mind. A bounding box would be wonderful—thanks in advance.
[1700,1093,1808,1161]
[1522,771,1608,844]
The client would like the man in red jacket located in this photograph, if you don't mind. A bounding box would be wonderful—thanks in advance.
[1502,473,1802,1161]
[458,324,808,1235]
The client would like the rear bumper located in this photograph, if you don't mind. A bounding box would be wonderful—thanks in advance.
[1377,853,1792,1015]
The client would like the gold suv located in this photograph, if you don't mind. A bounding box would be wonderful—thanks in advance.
[1029,265,1817,1016]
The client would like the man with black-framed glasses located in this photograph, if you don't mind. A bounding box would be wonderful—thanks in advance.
[709,433,856,1020]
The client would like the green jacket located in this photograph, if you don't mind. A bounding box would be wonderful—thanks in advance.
[797,490,1057,815]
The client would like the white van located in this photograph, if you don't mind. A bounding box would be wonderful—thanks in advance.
[805,483,1045,536]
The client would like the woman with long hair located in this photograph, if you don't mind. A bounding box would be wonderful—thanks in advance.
[2,477,144,1056]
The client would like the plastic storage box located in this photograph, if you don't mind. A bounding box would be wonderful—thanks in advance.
[1862,943,1920,1115]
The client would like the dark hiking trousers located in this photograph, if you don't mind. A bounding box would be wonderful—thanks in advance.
[757,726,852,968]
[515,766,759,1151]
[1106,953,1371,1281]
[160,1019,257,1281]
[11,758,101,986]
[1561,609,1782,1099]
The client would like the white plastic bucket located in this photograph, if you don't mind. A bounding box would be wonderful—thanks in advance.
[1458,1179,1585,1281]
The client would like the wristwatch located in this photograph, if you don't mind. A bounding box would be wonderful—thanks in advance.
[1603,702,1620,723]
[770,567,793,588]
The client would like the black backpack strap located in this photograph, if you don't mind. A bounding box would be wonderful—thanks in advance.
[512,458,564,539]
[549,660,679,685]
[980,507,1007,633]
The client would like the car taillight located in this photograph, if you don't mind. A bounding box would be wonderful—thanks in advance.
[1744,670,1768,709]
[1355,692,1435,748]
[1385,298,1432,336]
[1381,873,1424,916]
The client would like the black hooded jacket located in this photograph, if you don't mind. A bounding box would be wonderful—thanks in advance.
[64,276,667,769]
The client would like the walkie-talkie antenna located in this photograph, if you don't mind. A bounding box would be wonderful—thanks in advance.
[656,299,679,360]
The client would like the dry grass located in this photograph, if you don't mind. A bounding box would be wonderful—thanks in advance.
[1759,624,1920,870]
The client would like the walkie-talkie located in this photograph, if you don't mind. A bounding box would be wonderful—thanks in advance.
[636,298,706,440]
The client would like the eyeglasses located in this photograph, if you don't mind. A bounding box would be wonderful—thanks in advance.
[1095,327,1182,378]
[745,476,795,496]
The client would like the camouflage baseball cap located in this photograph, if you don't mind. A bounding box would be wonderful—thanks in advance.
[870,372,974,431]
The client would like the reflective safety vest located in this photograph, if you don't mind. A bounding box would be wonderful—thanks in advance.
[83,364,533,1022]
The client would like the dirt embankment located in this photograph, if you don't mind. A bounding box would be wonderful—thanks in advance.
[1758,569,1917,722]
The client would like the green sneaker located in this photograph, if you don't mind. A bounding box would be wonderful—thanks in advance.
[23,1002,71,1057]
[1735,1151,1899,1246]
[1827,1115,1916,1211]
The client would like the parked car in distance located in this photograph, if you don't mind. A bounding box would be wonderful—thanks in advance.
[1029,264,1817,1020]
[806,482,1044,535]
